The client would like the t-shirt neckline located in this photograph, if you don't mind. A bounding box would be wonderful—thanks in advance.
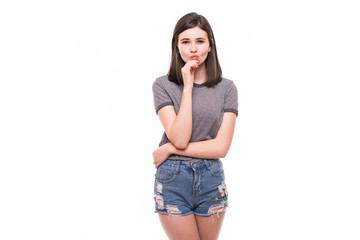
[193,82,206,88]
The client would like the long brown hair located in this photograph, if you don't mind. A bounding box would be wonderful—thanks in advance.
[168,12,222,87]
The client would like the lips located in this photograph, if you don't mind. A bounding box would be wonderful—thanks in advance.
[190,55,199,60]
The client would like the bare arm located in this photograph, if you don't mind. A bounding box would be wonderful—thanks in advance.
[157,88,192,150]
[153,112,236,168]
[157,59,199,149]
[173,112,236,158]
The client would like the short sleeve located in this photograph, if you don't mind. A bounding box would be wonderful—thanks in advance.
[152,80,174,114]
[224,81,238,117]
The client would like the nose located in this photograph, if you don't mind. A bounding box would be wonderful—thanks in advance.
[190,42,197,53]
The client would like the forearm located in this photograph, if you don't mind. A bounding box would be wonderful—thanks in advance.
[168,87,193,149]
[153,139,227,168]
[168,112,236,159]
[170,138,228,159]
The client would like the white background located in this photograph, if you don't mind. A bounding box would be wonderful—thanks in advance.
[1,0,359,239]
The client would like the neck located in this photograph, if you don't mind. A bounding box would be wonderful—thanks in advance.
[193,63,207,84]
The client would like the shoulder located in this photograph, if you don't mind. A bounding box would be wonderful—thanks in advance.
[220,77,236,86]
[154,75,168,84]
[152,75,169,92]
[216,77,237,91]
[153,75,179,89]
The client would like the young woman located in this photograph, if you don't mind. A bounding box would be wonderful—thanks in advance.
[152,12,238,240]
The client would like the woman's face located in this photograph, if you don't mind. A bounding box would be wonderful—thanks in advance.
[177,27,211,65]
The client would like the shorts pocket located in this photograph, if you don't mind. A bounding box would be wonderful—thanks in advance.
[204,159,224,177]
[155,160,180,183]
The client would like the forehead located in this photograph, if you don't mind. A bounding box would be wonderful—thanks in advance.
[178,27,208,39]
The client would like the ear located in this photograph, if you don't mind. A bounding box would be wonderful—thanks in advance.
[208,46,211,52]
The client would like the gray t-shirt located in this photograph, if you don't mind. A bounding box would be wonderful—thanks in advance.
[152,75,238,161]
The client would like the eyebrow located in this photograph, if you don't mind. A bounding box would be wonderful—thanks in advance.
[180,37,206,41]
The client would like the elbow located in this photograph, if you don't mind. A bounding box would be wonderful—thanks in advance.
[219,151,227,159]
[219,145,231,158]
[172,140,189,150]
[168,132,190,150]
[169,134,190,150]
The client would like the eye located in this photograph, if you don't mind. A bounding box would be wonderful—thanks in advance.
[197,40,204,43]
[181,41,189,44]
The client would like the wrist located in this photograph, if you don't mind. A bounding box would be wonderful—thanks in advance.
[183,85,193,92]
[166,142,176,155]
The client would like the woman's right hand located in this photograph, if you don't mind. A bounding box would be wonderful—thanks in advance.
[153,142,176,168]
[181,59,200,88]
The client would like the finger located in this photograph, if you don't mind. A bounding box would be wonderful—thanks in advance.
[192,59,200,66]
[183,61,199,73]
[194,60,200,68]
[156,161,162,168]
[190,62,199,69]
[186,59,199,67]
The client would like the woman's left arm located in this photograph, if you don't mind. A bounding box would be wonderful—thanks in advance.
[153,112,236,168]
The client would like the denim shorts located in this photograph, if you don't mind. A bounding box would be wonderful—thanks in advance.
[154,159,228,216]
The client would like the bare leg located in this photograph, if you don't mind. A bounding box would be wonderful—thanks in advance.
[158,213,201,240]
[195,211,226,240]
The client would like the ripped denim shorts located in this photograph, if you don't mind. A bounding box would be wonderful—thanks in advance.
[154,159,228,216]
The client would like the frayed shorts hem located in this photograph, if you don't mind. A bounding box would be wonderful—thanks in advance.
[154,211,194,217]
[154,206,228,217]
[193,206,228,217]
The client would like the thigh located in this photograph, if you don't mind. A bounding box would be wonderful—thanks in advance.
[158,213,201,240]
[195,211,226,240]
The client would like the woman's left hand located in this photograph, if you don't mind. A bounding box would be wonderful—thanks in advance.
[153,143,175,168]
